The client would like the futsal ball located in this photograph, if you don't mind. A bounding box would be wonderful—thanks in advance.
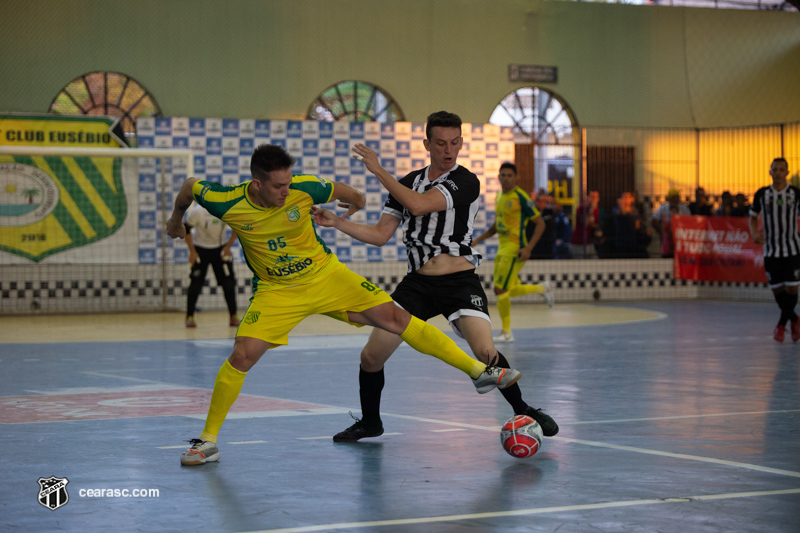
[500,414,543,459]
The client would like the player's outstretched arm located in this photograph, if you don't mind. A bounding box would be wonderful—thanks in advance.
[311,208,399,247]
[167,178,199,239]
[352,143,446,216]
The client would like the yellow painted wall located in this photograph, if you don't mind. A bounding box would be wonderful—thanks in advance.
[0,0,798,128]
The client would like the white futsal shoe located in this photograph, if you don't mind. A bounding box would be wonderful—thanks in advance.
[542,280,554,308]
[180,439,220,465]
[472,365,521,394]
[493,331,515,343]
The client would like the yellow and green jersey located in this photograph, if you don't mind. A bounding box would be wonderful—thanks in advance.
[192,176,335,291]
[494,186,539,256]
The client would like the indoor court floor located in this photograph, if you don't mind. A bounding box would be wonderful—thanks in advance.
[2,300,799,532]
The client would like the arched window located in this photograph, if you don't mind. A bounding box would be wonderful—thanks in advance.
[307,81,404,122]
[49,72,161,138]
[489,87,576,144]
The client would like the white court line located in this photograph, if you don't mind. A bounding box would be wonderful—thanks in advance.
[382,413,800,479]
[228,440,268,445]
[430,428,467,433]
[567,409,800,425]
[74,371,800,479]
[239,488,800,533]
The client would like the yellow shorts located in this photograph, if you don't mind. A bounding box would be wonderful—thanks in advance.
[493,253,525,291]
[237,260,393,347]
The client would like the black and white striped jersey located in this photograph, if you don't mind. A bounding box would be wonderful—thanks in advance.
[750,185,800,258]
[383,164,482,273]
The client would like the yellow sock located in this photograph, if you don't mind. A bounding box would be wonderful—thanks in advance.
[199,359,246,443]
[497,292,512,332]
[509,284,542,297]
[400,315,486,379]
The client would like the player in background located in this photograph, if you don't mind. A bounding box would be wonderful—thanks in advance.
[749,157,800,343]
[183,204,240,328]
[312,111,558,443]
[472,162,554,343]
[166,144,522,465]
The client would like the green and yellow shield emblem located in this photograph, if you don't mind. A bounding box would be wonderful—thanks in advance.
[0,155,127,262]
[285,205,301,222]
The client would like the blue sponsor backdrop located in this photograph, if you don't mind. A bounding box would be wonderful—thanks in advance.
[136,118,514,264]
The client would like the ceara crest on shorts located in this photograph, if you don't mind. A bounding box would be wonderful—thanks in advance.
[37,476,70,511]
[0,158,126,262]
[285,205,301,222]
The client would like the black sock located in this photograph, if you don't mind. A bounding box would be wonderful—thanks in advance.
[788,293,799,322]
[493,352,529,415]
[775,292,793,326]
[359,366,384,426]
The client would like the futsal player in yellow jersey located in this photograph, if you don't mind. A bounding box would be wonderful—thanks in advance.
[166,144,521,465]
[473,162,554,343]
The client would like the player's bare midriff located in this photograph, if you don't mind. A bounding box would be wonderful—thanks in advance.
[417,254,474,276]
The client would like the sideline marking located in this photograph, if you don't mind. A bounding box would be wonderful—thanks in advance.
[381,413,800,478]
[239,488,800,533]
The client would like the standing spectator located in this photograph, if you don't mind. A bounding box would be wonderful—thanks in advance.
[715,191,734,216]
[732,193,751,216]
[612,192,649,258]
[184,204,240,328]
[570,190,601,258]
[553,200,572,259]
[750,157,800,343]
[651,188,690,258]
[689,187,713,216]
[530,190,556,259]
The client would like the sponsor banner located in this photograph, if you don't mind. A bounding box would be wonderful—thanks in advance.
[672,215,767,283]
[136,118,515,263]
[0,114,123,147]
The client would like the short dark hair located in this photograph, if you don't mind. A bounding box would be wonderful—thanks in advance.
[772,157,789,168]
[250,144,295,180]
[425,111,462,140]
[500,162,517,174]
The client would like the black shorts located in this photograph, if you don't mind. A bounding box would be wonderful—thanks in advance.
[391,269,490,337]
[764,255,800,288]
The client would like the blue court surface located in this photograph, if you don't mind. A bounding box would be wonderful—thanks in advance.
[2,301,799,532]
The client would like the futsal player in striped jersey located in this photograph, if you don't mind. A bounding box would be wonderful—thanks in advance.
[749,157,800,343]
[312,111,558,442]
[166,144,522,465]
[472,162,554,343]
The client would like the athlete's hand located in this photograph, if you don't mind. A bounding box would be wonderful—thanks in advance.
[751,231,764,245]
[310,206,340,228]
[337,201,361,220]
[517,247,532,261]
[352,143,380,175]
[166,214,186,239]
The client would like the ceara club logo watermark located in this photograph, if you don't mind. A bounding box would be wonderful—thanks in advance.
[38,476,70,511]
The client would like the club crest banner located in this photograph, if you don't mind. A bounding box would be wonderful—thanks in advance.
[0,155,127,262]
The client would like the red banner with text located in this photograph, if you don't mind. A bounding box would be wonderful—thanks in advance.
[672,215,766,283]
